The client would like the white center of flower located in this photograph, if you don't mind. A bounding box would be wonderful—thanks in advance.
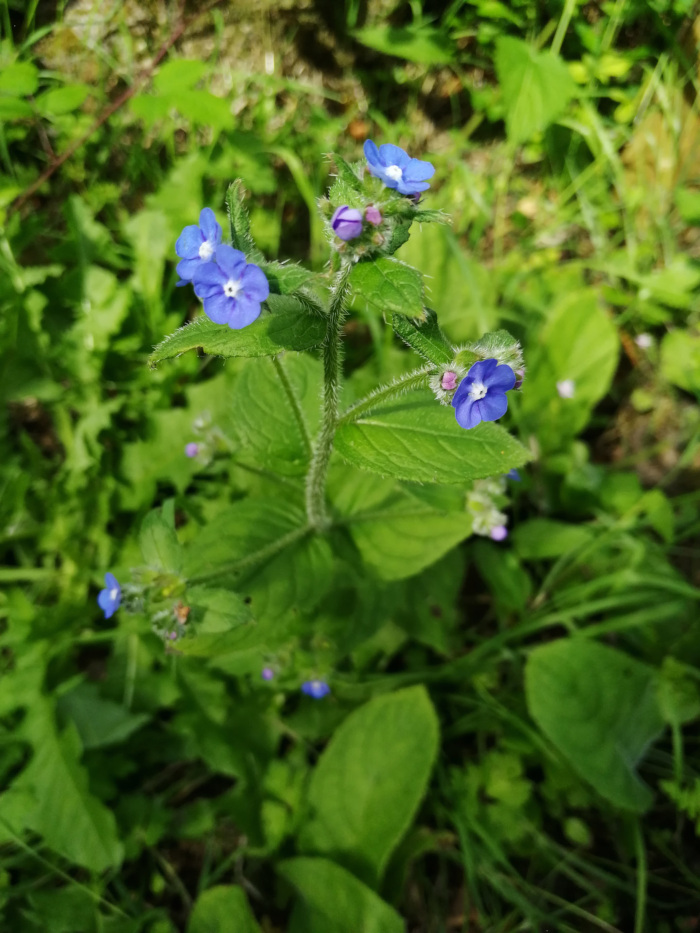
[198,240,214,260]
[469,382,488,401]
[110,587,119,601]
[385,164,403,181]
[223,278,242,298]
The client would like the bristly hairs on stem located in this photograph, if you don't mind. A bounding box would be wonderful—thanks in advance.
[338,364,434,425]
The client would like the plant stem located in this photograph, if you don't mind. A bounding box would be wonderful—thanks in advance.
[305,260,353,530]
[338,364,434,425]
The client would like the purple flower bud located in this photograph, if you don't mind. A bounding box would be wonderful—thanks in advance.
[168,631,179,641]
[441,371,458,391]
[365,205,382,226]
[514,368,525,390]
[490,525,508,541]
[185,442,199,458]
[261,667,275,681]
[301,679,331,699]
[331,206,363,241]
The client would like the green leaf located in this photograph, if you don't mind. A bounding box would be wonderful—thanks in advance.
[657,658,700,727]
[139,506,182,574]
[57,683,150,749]
[153,59,208,94]
[391,308,454,365]
[184,499,332,624]
[354,24,453,64]
[36,84,90,116]
[0,62,39,97]
[511,518,593,560]
[350,257,424,318]
[233,354,321,475]
[332,154,364,192]
[299,686,439,886]
[335,391,530,484]
[345,487,472,581]
[279,858,405,933]
[177,587,256,658]
[495,37,576,145]
[661,329,700,394]
[187,885,261,933]
[261,260,315,296]
[148,295,325,366]
[525,639,665,812]
[0,702,124,871]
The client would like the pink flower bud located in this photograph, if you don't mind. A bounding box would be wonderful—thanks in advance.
[365,205,382,225]
[441,371,458,391]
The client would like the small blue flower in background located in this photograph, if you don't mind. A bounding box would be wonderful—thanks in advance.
[490,525,508,541]
[193,245,270,330]
[331,205,364,241]
[363,140,435,196]
[97,572,121,619]
[301,679,331,699]
[506,468,521,481]
[452,358,515,430]
[175,208,222,285]
[185,442,199,458]
[261,667,275,681]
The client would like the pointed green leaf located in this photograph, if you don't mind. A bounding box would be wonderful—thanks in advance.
[350,257,424,317]
[279,858,404,933]
[392,308,454,364]
[139,506,182,573]
[299,687,439,886]
[149,295,325,366]
[225,179,262,259]
[188,885,261,933]
[335,391,530,484]
[525,639,665,812]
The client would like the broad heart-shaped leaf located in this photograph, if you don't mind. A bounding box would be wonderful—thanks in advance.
[392,308,454,365]
[495,36,576,145]
[525,639,665,812]
[335,391,530,484]
[233,353,321,476]
[139,503,182,573]
[177,586,257,658]
[148,295,325,366]
[0,701,123,872]
[298,687,439,886]
[350,257,424,318]
[333,470,471,581]
[187,885,261,933]
[184,498,332,626]
[280,858,404,933]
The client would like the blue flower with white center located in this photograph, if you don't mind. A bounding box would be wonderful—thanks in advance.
[301,679,331,699]
[452,358,516,430]
[193,244,270,330]
[97,572,121,619]
[363,140,435,196]
[175,208,223,286]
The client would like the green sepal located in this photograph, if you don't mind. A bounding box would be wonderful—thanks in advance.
[332,154,364,192]
[392,308,453,365]
[225,180,264,261]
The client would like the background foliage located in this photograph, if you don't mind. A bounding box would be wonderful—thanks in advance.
[1,0,700,930]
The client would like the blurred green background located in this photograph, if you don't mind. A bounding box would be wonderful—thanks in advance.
[1,0,700,930]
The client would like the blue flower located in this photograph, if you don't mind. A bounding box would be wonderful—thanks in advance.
[175,208,223,286]
[506,468,521,481]
[301,679,331,699]
[331,205,363,241]
[452,358,515,430]
[97,572,121,619]
[193,245,270,329]
[363,140,435,196]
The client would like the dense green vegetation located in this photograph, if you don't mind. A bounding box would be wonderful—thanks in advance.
[1,0,700,930]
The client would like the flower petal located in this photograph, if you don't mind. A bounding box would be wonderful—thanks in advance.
[104,572,119,590]
[363,139,380,167]
[478,391,509,422]
[176,257,201,282]
[202,292,233,325]
[229,295,262,329]
[175,225,203,259]
[486,363,516,392]
[468,358,498,383]
[215,244,247,280]
[241,264,270,302]
[454,397,482,430]
[396,179,431,195]
[402,158,435,182]
[378,143,410,168]
[97,589,115,618]
[199,207,222,243]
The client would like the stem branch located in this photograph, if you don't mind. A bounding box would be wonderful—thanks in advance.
[338,365,433,425]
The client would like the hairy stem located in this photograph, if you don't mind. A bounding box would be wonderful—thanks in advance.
[338,365,433,425]
[305,260,353,530]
